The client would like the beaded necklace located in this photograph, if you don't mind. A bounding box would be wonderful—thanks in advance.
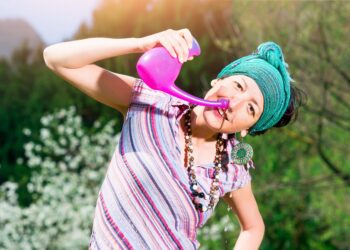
[184,105,226,212]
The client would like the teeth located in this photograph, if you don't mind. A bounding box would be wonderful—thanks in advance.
[218,108,226,119]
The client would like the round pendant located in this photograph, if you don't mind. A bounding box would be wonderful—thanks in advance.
[231,142,253,165]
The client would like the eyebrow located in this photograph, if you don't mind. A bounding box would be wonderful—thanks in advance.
[240,77,261,112]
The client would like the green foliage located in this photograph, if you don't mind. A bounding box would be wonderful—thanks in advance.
[0,0,349,249]
[197,201,239,250]
[0,42,123,205]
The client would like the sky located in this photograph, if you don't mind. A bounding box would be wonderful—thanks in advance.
[0,0,101,44]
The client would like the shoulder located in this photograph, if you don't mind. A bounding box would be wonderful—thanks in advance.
[130,78,170,105]
[125,79,188,123]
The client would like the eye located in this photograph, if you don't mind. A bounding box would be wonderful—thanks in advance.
[234,81,243,91]
[248,104,255,116]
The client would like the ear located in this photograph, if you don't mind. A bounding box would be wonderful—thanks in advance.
[240,129,248,137]
[210,78,219,87]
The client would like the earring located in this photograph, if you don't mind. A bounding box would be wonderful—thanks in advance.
[231,133,254,165]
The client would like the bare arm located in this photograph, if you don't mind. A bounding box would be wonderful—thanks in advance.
[43,38,141,116]
[223,182,265,250]
[43,29,194,117]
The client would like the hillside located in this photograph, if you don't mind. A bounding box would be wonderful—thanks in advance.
[0,18,44,59]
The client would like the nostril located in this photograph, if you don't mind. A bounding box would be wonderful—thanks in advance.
[217,98,230,110]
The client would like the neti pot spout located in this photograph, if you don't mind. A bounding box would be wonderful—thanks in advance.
[136,37,229,109]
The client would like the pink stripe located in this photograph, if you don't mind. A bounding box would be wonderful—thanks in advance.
[139,107,199,242]
[100,193,134,250]
[96,198,124,249]
[150,105,203,231]
[121,131,184,250]
[141,108,194,234]
[110,150,169,247]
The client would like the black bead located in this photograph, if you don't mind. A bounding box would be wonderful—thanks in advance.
[198,192,205,198]
[190,183,197,192]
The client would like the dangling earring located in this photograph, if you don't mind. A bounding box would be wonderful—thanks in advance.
[231,133,254,165]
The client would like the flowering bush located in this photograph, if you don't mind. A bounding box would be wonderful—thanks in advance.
[0,106,120,250]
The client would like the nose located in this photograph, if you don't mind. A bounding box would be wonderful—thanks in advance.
[226,97,243,112]
[217,85,243,111]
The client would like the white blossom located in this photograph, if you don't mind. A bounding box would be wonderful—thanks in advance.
[23,128,31,136]
[93,120,101,128]
[40,128,50,140]
[59,137,67,146]
[24,142,34,154]
[28,156,42,167]
[66,127,73,135]
[57,125,65,134]
[16,158,24,165]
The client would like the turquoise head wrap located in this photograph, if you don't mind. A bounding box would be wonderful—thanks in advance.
[217,42,292,135]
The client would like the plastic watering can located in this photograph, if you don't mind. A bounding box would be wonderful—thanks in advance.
[136,38,229,109]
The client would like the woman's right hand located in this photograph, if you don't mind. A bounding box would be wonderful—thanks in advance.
[137,28,194,63]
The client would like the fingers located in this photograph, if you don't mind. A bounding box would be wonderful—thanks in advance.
[179,28,193,49]
[170,33,189,63]
[160,39,177,58]
[159,29,194,63]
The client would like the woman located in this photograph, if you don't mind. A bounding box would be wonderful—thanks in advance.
[43,28,303,250]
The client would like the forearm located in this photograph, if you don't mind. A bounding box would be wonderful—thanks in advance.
[233,227,264,250]
[43,37,141,69]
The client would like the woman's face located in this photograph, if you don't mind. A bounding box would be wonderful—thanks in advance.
[202,75,264,136]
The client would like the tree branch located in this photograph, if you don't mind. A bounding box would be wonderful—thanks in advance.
[316,39,350,185]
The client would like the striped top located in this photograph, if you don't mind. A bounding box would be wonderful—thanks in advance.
[89,79,254,250]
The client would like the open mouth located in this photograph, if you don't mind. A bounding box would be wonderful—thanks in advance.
[216,108,228,120]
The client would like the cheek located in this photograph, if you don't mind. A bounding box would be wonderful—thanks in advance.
[229,109,256,130]
[202,108,237,133]
[202,106,257,133]
[202,108,225,131]
[204,85,220,99]
[203,108,216,124]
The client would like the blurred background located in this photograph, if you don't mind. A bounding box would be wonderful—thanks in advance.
[0,0,349,249]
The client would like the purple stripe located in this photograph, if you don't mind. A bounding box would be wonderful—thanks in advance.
[128,125,180,230]
[121,127,185,250]
[121,109,175,247]
[105,175,151,248]
[115,137,170,247]
[96,199,125,249]
[89,231,101,250]
[149,105,202,238]
[99,193,134,250]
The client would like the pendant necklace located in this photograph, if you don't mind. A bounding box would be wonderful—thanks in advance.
[183,105,226,212]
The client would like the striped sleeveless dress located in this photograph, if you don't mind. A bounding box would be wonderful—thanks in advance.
[89,79,253,249]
